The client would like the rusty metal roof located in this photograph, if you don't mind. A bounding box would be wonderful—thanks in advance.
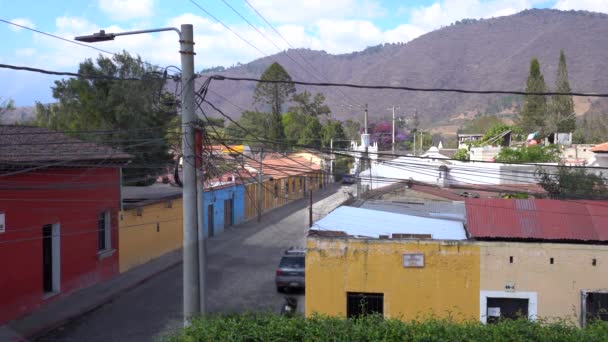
[591,142,608,153]
[465,198,608,242]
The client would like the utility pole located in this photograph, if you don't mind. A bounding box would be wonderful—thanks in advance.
[308,190,313,228]
[387,105,400,155]
[194,130,207,315]
[329,138,333,183]
[413,132,416,156]
[75,23,202,324]
[180,24,201,321]
[364,103,369,134]
[257,148,264,222]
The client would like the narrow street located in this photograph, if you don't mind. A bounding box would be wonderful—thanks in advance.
[37,186,351,342]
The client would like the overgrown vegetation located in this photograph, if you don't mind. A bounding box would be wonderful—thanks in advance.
[167,314,608,342]
[495,145,561,163]
[453,148,470,161]
[537,166,608,199]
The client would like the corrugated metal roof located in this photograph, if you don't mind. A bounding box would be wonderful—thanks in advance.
[465,198,608,242]
[358,200,466,222]
[591,142,608,153]
[312,206,467,240]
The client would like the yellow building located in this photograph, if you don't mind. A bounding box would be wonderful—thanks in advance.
[119,186,183,273]
[479,241,608,326]
[306,206,478,320]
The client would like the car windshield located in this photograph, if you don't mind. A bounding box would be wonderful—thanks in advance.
[280,256,305,268]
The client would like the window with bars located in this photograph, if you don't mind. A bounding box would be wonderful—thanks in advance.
[347,292,384,318]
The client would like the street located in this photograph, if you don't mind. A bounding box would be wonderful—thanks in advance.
[37,185,351,342]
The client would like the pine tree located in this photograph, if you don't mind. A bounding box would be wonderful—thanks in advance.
[520,58,547,132]
[549,50,575,133]
[253,62,295,149]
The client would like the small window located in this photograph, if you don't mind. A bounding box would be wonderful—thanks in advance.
[274,182,279,198]
[97,211,111,251]
[347,292,384,318]
[291,179,295,192]
[285,179,289,194]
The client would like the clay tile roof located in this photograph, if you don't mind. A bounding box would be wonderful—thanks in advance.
[465,198,608,242]
[591,142,608,153]
[261,155,321,178]
[0,125,132,165]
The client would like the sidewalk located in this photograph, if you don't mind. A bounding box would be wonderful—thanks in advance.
[0,249,182,341]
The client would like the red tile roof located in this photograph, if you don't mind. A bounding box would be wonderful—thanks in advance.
[0,125,131,165]
[591,142,608,153]
[261,155,321,178]
[465,198,608,242]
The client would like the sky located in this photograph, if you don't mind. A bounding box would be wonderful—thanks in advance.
[1,0,607,106]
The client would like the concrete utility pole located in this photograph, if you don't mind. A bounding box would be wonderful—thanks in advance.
[329,138,333,183]
[179,24,201,322]
[364,103,369,134]
[387,105,400,155]
[413,132,416,156]
[194,130,207,315]
[75,23,202,324]
[257,148,264,222]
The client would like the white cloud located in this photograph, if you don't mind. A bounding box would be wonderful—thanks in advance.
[9,18,36,32]
[409,0,536,31]
[554,0,608,13]
[97,0,154,21]
[246,0,384,24]
[15,48,36,57]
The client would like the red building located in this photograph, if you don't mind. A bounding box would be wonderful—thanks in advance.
[0,126,130,324]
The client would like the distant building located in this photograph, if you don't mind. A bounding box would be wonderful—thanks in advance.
[0,125,130,324]
[590,142,608,167]
[457,133,484,149]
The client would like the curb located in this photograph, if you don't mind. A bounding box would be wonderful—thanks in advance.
[24,260,182,341]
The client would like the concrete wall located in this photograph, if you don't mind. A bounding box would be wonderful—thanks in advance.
[479,241,608,325]
[202,185,246,238]
[306,237,480,321]
[119,198,182,273]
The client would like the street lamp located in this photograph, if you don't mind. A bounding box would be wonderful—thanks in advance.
[76,25,205,323]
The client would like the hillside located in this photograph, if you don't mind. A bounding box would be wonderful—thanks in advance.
[200,9,608,131]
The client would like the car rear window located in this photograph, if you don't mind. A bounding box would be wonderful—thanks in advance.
[280,256,305,268]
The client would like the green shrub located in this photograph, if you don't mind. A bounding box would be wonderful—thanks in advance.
[166,313,608,342]
[453,148,470,161]
[495,145,561,163]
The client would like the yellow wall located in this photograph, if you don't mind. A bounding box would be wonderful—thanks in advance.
[306,237,480,321]
[480,242,608,325]
[119,198,183,273]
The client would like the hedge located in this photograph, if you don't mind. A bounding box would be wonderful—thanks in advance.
[166,314,608,342]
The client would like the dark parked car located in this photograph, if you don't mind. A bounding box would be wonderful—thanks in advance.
[275,248,305,293]
[342,174,355,184]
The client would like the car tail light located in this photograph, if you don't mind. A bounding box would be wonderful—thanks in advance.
[276,269,284,276]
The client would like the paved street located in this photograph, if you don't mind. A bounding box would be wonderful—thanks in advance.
[37,185,351,342]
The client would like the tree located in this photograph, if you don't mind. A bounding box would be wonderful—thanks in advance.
[548,50,576,133]
[495,145,561,163]
[458,115,503,134]
[289,91,331,117]
[321,120,348,149]
[253,63,295,148]
[281,111,307,148]
[537,166,607,199]
[343,119,361,141]
[0,97,15,119]
[224,111,271,147]
[453,148,470,161]
[520,58,547,133]
[298,115,322,148]
[34,51,175,185]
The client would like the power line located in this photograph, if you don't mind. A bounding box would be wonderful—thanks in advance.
[209,75,608,97]
[188,0,268,57]
[0,63,150,81]
[0,18,178,76]
[242,0,361,107]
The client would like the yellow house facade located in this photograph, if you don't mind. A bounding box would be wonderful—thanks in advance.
[119,195,183,273]
[306,236,481,320]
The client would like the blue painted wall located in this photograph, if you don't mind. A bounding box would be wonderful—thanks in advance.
[201,184,246,238]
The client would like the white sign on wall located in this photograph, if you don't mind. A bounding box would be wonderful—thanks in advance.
[488,307,501,317]
[0,212,5,233]
[403,253,424,268]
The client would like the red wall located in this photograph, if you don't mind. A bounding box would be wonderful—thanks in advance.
[0,167,121,324]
